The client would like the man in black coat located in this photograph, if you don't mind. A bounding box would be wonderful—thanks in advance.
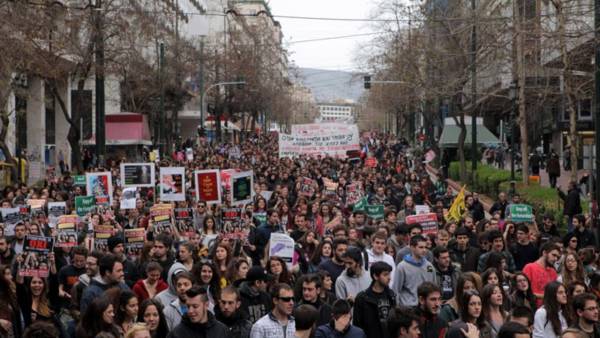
[558,181,582,232]
[296,274,333,327]
[215,286,252,338]
[168,285,228,338]
[353,261,397,338]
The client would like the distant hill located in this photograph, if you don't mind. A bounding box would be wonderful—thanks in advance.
[293,68,365,103]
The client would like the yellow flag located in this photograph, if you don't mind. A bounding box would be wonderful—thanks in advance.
[446,185,466,222]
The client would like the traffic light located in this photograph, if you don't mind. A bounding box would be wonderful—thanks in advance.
[364,75,371,89]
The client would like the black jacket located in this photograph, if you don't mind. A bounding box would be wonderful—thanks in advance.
[489,200,508,219]
[414,305,448,338]
[353,285,396,338]
[239,281,272,324]
[558,187,582,217]
[297,298,333,326]
[167,313,228,338]
[214,306,252,338]
[449,245,480,273]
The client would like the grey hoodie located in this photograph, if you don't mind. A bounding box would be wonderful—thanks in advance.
[335,268,372,301]
[155,262,187,308]
[392,254,435,306]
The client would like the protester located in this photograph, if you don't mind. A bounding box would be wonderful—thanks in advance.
[250,283,296,338]
[392,234,436,306]
[293,304,319,338]
[215,286,253,338]
[0,131,594,338]
[353,261,396,338]
[167,285,228,338]
[314,299,366,338]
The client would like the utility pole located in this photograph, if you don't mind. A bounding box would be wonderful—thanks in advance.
[594,0,600,209]
[471,0,478,182]
[159,42,165,153]
[199,38,205,136]
[94,0,105,166]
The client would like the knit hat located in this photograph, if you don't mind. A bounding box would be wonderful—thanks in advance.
[107,234,124,252]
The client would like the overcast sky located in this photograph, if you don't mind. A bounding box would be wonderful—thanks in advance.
[269,0,376,71]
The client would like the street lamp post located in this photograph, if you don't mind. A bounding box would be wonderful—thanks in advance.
[509,82,517,196]
[199,81,246,135]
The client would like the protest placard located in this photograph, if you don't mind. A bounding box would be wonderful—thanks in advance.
[94,225,113,252]
[366,204,384,220]
[160,167,185,202]
[121,163,155,188]
[416,205,431,214]
[86,172,113,205]
[346,184,363,206]
[299,177,315,198]
[279,123,360,158]
[509,204,534,222]
[47,202,66,228]
[194,170,222,204]
[120,187,137,209]
[174,208,194,240]
[20,235,54,278]
[125,228,145,258]
[269,233,295,269]
[1,207,21,236]
[75,196,96,217]
[56,215,78,248]
[73,175,86,186]
[231,171,253,205]
[406,213,439,235]
[151,204,173,235]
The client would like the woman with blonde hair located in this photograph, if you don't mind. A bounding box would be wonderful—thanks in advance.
[125,323,151,338]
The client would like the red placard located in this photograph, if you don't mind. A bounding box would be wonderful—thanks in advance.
[365,157,378,168]
[195,170,222,204]
[406,213,438,235]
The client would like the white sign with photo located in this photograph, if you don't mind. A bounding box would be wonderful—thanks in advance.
[120,163,155,188]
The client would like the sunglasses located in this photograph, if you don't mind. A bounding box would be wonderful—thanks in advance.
[278,296,294,303]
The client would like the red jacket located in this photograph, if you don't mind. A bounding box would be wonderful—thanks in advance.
[132,279,168,302]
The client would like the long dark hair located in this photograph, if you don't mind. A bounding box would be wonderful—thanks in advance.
[459,291,484,327]
[310,240,332,266]
[138,299,168,338]
[481,284,506,321]
[77,297,119,338]
[511,273,536,310]
[543,281,569,335]
[192,260,221,297]
[115,290,138,326]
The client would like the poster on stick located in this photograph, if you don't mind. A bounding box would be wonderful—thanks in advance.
[160,167,185,202]
[86,172,113,205]
[120,163,155,188]
[56,215,78,248]
[231,171,253,205]
[406,213,439,236]
[19,235,54,278]
[125,228,145,258]
[194,170,222,204]
[269,233,295,269]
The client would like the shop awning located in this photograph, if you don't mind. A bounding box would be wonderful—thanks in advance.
[82,113,152,146]
[439,123,501,148]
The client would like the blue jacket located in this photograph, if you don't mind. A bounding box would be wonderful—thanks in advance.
[80,276,130,313]
[314,323,367,338]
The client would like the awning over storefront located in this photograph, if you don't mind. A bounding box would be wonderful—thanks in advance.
[439,117,501,148]
[82,113,152,146]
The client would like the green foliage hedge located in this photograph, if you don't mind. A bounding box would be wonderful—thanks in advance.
[448,161,520,196]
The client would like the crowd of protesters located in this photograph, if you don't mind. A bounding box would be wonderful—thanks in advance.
[0,132,599,338]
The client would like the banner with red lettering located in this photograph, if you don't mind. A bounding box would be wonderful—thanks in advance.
[19,235,54,278]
